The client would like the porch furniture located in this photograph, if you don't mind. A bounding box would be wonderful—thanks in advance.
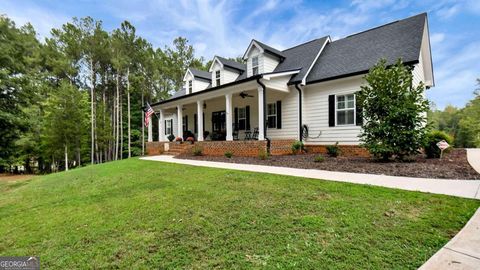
[244,130,252,140]
[251,128,259,140]
[233,129,239,140]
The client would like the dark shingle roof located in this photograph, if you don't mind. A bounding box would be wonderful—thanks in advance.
[189,68,211,81]
[306,13,426,84]
[170,89,186,99]
[272,36,329,84]
[253,39,286,59]
[216,56,246,72]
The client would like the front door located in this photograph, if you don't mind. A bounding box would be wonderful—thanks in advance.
[211,111,226,140]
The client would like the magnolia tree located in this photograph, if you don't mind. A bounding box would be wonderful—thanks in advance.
[357,59,429,160]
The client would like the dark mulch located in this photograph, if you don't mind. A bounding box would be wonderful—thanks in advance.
[177,149,480,180]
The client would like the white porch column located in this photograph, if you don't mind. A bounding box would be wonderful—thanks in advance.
[177,105,183,139]
[147,114,153,142]
[158,109,165,141]
[258,86,265,140]
[197,100,204,141]
[225,94,233,141]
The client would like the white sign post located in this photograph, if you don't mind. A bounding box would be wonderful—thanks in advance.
[436,140,450,159]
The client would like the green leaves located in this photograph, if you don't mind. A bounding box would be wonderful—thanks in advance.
[358,59,429,160]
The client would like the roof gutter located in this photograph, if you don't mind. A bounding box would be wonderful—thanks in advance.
[294,83,303,141]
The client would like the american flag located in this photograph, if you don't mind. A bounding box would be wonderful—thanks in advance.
[144,102,155,127]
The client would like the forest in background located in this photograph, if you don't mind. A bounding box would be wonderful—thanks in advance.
[0,15,209,173]
[1,14,479,173]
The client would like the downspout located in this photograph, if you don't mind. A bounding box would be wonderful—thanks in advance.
[256,77,270,153]
[295,83,303,141]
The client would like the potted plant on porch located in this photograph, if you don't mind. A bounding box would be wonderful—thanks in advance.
[186,137,195,144]
[175,137,183,144]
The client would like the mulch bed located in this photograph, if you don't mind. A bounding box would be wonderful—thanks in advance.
[177,149,480,180]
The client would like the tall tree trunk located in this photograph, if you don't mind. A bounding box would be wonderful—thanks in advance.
[90,59,95,164]
[65,144,69,171]
[115,73,120,160]
[127,67,131,158]
[120,81,123,160]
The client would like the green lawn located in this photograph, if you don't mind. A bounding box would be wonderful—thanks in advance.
[0,158,478,269]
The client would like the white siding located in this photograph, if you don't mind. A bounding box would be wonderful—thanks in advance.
[412,53,425,88]
[303,76,363,145]
[184,71,210,94]
[211,62,240,87]
[263,53,280,73]
[164,113,177,138]
[246,45,280,77]
[266,88,299,140]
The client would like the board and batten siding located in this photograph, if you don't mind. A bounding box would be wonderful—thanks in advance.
[303,76,364,145]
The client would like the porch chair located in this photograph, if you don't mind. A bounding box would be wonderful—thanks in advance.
[251,128,259,140]
[233,129,239,140]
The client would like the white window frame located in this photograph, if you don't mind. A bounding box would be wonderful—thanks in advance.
[238,107,246,130]
[215,70,221,86]
[188,80,192,94]
[267,102,277,129]
[335,94,356,126]
[252,56,259,75]
[166,120,172,135]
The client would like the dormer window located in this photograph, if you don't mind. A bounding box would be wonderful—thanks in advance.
[215,70,221,86]
[188,80,192,94]
[252,56,259,75]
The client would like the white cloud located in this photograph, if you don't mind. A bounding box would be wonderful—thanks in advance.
[436,4,460,19]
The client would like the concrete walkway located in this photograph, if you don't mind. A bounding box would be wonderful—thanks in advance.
[420,207,480,269]
[141,155,480,199]
[467,149,480,175]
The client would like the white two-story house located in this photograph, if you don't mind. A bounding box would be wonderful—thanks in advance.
[146,12,434,156]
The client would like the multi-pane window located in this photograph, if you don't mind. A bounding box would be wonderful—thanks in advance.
[166,120,172,135]
[267,103,276,128]
[215,70,221,86]
[252,56,259,75]
[336,94,355,125]
[238,107,246,130]
[188,80,192,94]
[182,115,188,132]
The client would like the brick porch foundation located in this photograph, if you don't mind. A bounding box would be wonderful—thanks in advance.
[304,144,370,157]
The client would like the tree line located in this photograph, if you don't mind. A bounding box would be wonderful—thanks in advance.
[0,15,207,173]
[428,79,480,148]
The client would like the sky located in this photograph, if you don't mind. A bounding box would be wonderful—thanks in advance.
[1,0,479,109]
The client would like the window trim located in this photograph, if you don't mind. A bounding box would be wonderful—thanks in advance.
[215,70,221,86]
[166,119,172,135]
[267,102,277,129]
[188,80,192,94]
[335,94,356,126]
[238,107,246,130]
[252,55,259,75]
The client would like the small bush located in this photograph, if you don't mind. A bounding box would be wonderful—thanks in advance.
[258,149,269,160]
[424,130,454,158]
[224,151,233,158]
[326,142,340,157]
[314,155,325,163]
[167,134,175,142]
[291,140,304,155]
[192,146,203,156]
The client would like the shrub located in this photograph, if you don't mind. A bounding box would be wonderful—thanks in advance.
[424,130,454,158]
[192,146,203,156]
[291,140,304,155]
[175,137,183,142]
[224,151,233,158]
[326,142,340,157]
[167,134,175,142]
[357,59,429,161]
[258,148,269,160]
[314,155,325,163]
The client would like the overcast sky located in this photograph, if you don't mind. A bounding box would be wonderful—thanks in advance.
[1,0,479,109]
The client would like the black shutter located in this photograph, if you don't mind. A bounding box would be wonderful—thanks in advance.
[202,113,205,134]
[276,100,282,129]
[356,94,363,126]
[246,106,251,130]
[194,114,198,133]
[164,120,167,135]
[328,95,335,127]
[170,119,173,135]
[185,115,188,131]
[234,107,238,130]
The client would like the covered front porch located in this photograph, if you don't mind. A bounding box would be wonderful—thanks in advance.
[147,76,293,143]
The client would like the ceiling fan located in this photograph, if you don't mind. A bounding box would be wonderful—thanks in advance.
[239,92,254,99]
